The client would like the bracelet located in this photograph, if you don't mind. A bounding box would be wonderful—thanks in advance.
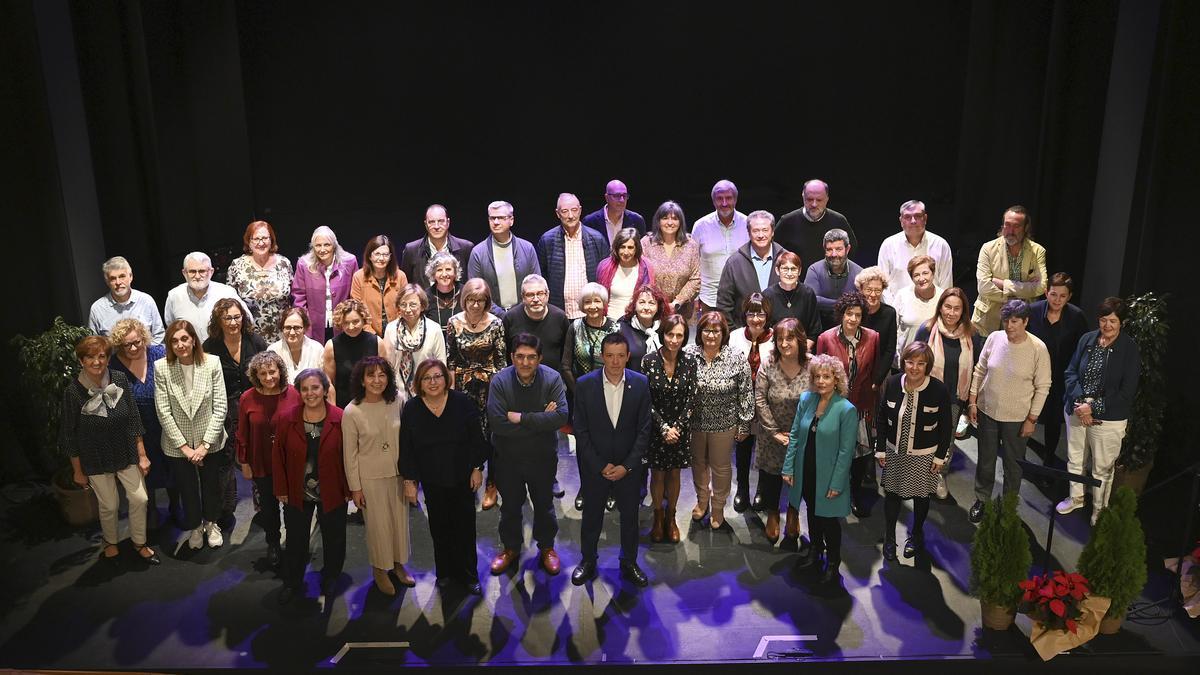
[967,404,977,408]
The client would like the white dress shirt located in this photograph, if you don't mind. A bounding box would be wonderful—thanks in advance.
[876,230,954,306]
[602,370,626,428]
[692,210,749,306]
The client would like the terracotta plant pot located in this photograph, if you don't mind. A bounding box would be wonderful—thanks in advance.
[52,466,99,526]
[1113,460,1154,497]
[1099,614,1123,635]
[980,601,1016,630]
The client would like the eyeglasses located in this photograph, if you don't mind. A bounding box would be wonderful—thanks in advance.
[420,372,445,383]
[606,193,628,201]
[745,311,766,318]
[777,266,800,274]
[488,215,513,222]
[701,329,722,335]
[222,314,243,323]
[282,325,305,332]
[121,338,144,349]
[523,290,548,299]
[250,236,271,243]
[184,268,210,277]
[397,301,421,310]
[370,252,391,260]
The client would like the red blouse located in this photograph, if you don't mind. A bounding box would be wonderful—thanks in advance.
[236,386,301,477]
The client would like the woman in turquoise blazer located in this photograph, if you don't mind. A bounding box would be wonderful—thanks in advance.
[783,353,858,584]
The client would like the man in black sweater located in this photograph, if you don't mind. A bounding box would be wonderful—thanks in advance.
[776,179,860,266]
[502,274,569,368]
[486,334,570,577]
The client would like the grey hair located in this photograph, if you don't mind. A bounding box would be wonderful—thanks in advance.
[556,193,580,209]
[803,179,830,195]
[578,281,609,310]
[300,225,355,273]
[183,251,212,269]
[102,256,131,276]
[711,179,738,200]
[823,228,851,247]
[520,273,548,291]
[424,250,461,285]
[1000,299,1031,322]
[746,210,776,230]
[487,200,514,215]
[854,265,889,291]
[899,200,927,215]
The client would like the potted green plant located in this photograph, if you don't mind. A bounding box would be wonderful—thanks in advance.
[971,492,1033,629]
[10,317,97,525]
[1076,487,1148,634]
[1115,292,1168,495]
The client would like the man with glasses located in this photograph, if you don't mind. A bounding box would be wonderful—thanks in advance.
[805,229,864,329]
[163,251,251,341]
[536,193,608,319]
[582,179,646,249]
[399,204,474,286]
[88,256,166,343]
[716,210,785,328]
[468,201,542,311]
[503,275,569,369]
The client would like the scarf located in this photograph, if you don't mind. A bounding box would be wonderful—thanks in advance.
[79,371,122,418]
[927,318,973,401]
[838,326,860,386]
[631,318,662,355]
[744,327,774,380]
[393,318,428,392]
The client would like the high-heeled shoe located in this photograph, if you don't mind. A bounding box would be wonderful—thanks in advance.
[393,563,416,588]
[134,543,161,566]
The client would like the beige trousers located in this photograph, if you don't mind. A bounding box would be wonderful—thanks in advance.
[691,429,737,512]
[1066,414,1128,510]
[361,475,410,568]
[89,463,149,547]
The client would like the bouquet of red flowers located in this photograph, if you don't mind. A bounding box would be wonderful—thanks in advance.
[1017,571,1091,633]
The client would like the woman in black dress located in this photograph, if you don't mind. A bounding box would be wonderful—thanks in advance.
[322,299,389,409]
[641,314,697,544]
[875,342,953,561]
[400,358,488,594]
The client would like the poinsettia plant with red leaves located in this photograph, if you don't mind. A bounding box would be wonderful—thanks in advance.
[1017,571,1091,633]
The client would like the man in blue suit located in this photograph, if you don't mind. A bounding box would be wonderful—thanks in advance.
[570,332,653,587]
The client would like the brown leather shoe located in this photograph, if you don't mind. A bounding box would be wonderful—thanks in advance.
[539,547,561,575]
[393,563,416,588]
[650,508,665,543]
[765,510,780,542]
[490,548,518,575]
[481,483,499,510]
[666,509,681,543]
[373,567,396,596]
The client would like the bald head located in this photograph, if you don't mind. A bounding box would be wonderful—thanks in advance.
[604,179,629,218]
[803,179,830,219]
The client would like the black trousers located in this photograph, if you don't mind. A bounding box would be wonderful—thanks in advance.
[495,449,558,551]
[251,476,283,547]
[282,500,348,589]
[423,482,479,583]
[579,464,642,562]
[735,436,755,498]
[1039,414,1064,465]
[801,467,842,562]
[757,470,784,511]
[167,454,225,529]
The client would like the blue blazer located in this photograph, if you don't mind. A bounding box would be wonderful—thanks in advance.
[582,208,647,248]
[1063,329,1140,421]
[782,391,857,517]
[466,235,542,309]
[536,224,608,312]
[572,368,652,478]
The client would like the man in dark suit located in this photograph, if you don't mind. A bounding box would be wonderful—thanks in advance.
[581,179,646,248]
[570,332,653,588]
[536,193,608,318]
[399,204,473,285]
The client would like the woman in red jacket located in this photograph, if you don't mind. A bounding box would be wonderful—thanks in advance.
[272,368,350,604]
[816,291,881,518]
[237,350,300,570]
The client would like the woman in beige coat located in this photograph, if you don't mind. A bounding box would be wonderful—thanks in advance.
[342,355,413,595]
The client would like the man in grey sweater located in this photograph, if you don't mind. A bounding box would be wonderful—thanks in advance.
[486,333,570,576]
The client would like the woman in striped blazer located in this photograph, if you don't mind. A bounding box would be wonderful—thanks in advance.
[155,319,228,551]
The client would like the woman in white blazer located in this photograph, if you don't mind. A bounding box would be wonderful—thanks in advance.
[155,319,228,551]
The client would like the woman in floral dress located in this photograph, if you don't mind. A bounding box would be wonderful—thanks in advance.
[227,220,294,343]
[641,314,696,544]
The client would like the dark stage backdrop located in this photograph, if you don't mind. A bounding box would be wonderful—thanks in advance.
[3,0,1198,475]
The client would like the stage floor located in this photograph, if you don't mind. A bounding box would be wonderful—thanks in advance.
[1,433,1197,670]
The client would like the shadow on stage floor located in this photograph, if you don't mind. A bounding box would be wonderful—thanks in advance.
[0,433,1197,672]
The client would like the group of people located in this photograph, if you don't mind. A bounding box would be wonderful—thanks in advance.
[63,177,1139,599]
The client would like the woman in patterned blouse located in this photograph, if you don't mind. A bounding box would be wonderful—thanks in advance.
[641,201,700,322]
[685,311,753,530]
[561,282,621,511]
[642,314,697,544]
[754,318,810,545]
[446,278,508,510]
[227,220,294,344]
[61,335,159,565]
[875,342,952,562]
[728,292,774,514]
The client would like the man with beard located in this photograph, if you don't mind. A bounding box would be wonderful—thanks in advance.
[971,205,1047,336]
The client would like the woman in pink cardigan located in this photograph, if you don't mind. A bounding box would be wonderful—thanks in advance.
[292,226,360,343]
[597,227,653,321]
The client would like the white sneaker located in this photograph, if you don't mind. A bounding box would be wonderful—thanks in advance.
[934,474,949,500]
[206,521,224,548]
[1056,496,1084,515]
[187,526,204,550]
